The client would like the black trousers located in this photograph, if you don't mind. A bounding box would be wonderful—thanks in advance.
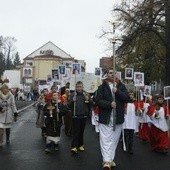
[64,110,72,136]
[71,117,87,148]
[124,129,134,151]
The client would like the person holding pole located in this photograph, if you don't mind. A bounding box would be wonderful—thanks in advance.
[43,92,67,153]
[147,95,169,154]
[95,69,129,169]
[123,91,136,154]
[67,81,93,154]
[137,96,152,143]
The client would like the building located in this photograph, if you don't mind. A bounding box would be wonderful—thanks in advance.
[99,57,113,70]
[20,41,86,88]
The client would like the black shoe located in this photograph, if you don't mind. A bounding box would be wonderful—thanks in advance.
[45,143,51,153]
[142,140,149,144]
[154,149,168,154]
[6,140,10,144]
[54,144,59,151]
[67,132,72,137]
[45,148,51,153]
[128,149,134,154]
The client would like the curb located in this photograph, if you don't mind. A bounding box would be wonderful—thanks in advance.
[17,102,37,113]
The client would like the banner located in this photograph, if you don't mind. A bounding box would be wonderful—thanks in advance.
[70,72,101,93]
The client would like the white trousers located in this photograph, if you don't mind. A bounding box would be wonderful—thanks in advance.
[99,123,122,162]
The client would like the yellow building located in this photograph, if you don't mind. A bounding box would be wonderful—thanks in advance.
[21,41,86,88]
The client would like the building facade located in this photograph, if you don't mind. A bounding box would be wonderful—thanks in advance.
[19,41,86,88]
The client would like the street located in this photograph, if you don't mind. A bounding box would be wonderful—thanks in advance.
[0,105,170,170]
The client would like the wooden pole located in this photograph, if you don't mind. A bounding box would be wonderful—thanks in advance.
[112,22,116,131]
[167,100,170,137]
[73,71,77,117]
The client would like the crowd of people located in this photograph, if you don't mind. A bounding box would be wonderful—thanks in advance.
[0,68,170,170]
[91,69,170,169]
[35,81,93,154]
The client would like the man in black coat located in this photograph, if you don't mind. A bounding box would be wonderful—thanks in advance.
[95,69,129,170]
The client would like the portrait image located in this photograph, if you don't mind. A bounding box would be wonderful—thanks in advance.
[116,71,121,80]
[51,69,60,80]
[134,72,144,87]
[95,67,102,76]
[72,63,81,75]
[58,65,66,75]
[164,86,170,100]
[47,75,52,84]
[125,68,133,80]
[144,85,151,96]
[62,68,71,79]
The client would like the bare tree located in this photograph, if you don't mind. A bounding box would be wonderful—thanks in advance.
[1,36,17,70]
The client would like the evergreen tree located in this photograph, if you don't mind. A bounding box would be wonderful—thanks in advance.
[0,52,5,77]
[5,49,13,70]
[13,52,21,68]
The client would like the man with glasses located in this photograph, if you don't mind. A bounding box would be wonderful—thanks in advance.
[95,69,129,170]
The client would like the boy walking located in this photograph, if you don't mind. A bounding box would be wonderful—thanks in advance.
[43,92,67,153]
[68,81,92,154]
[147,95,169,154]
[123,91,136,154]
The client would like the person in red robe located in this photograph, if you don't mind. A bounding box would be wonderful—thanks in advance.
[147,95,169,154]
[136,96,152,143]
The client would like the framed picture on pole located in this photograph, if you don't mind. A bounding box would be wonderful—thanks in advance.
[72,63,81,75]
[164,86,170,100]
[51,69,60,81]
[58,65,66,76]
[95,67,102,76]
[116,71,121,80]
[125,68,133,80]
[62,68,71,79]
[144,85,151,96]
[134,72,144,87]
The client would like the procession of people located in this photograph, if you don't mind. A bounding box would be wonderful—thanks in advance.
[0,67,170,170]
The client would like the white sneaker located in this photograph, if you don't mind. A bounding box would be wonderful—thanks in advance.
[45,148,51,153]
[102,162,111,170]
[110,161,116,167]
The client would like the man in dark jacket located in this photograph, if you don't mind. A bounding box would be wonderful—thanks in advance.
[95,69,129,170]
[68,81,93,154]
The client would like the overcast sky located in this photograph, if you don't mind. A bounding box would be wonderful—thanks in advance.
[0,0,115,73]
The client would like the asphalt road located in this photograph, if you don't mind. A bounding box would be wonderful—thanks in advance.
[15,101,35,110]
[0,105,170,170]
